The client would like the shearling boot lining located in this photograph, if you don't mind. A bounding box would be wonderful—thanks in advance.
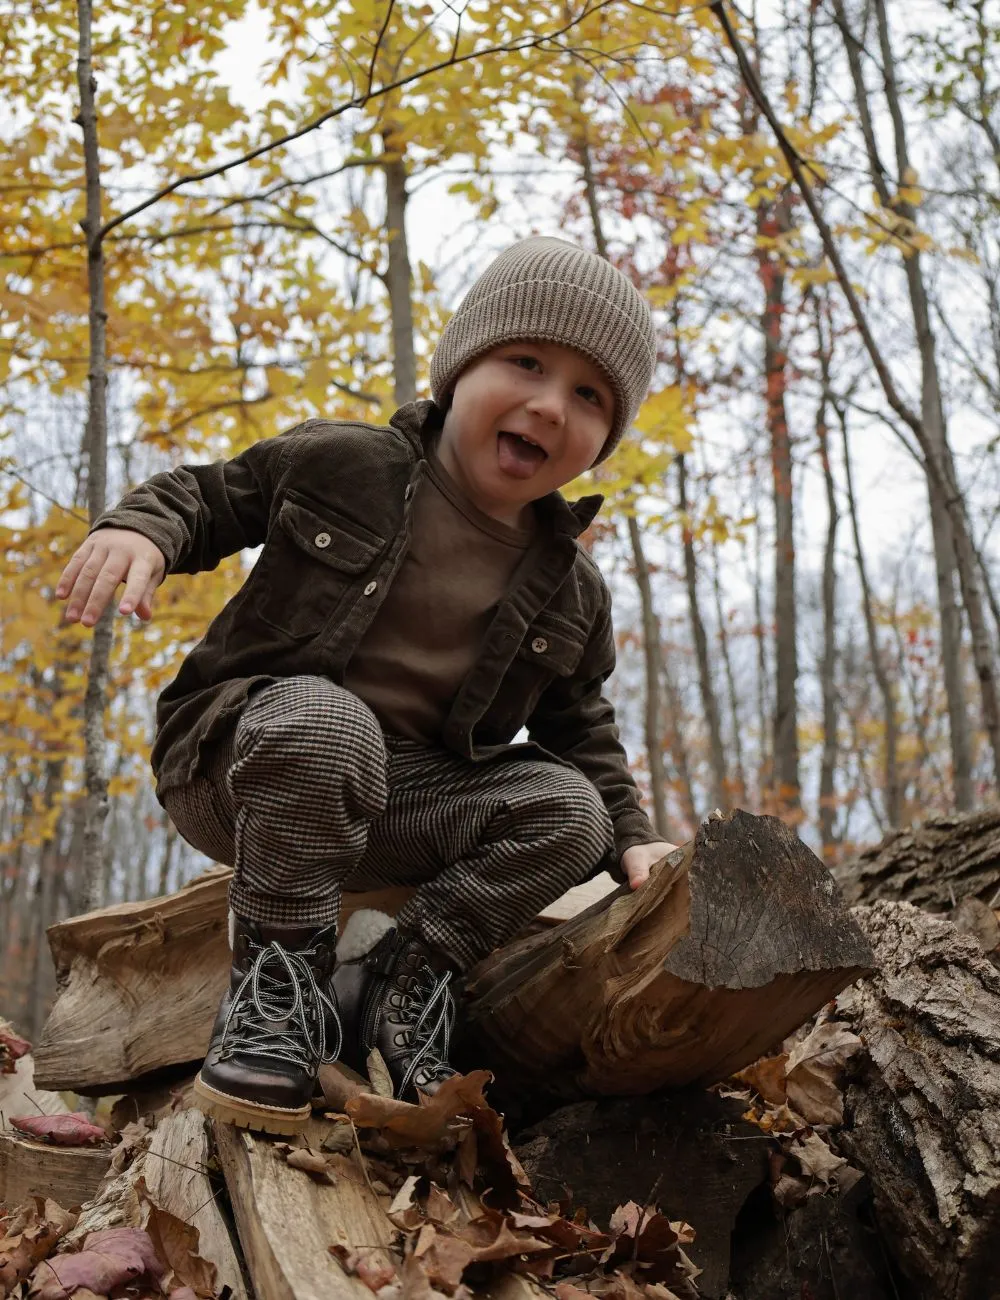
[336,908,396,962]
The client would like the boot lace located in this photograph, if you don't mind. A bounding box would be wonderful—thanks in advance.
[398,963,456,1098]
[220,937,342,1071]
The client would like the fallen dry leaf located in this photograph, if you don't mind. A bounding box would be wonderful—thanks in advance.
[347,1071,493,1152]
[28,1226,163,1299]
[11,1113,107,1147]
[367,1048,396,1099]
[784,1020,864,1126]
[0,1198,77,1295]
[0,1025,31,1074]
[143,1202,218,1298]
[399,1249,453,1300]
[290,1148,337,1182]
[321,1120,356,1156]
[787,1131,849,1188]
[734,1052,788,1106]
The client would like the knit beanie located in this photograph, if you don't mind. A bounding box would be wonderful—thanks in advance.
[429,237,656,462]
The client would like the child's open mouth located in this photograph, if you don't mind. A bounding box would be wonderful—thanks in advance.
[497,430,547,479]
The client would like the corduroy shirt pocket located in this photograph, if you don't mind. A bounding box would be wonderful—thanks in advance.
[252,491,385,639]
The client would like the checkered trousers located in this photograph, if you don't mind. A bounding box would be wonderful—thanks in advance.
[162,675,613,970]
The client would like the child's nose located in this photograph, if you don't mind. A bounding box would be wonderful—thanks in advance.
[526,383,568,425]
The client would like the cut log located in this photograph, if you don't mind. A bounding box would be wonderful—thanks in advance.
[34,870,413,1093]
[835,900,1000,1300]
[513,1090,770,1300]
[63,1108,248,1300]
[213,1115,395,1300]
[0,1133,112,1209]
[464,809,874,1099]
[832,806,1000,909]
[33,867,617,1095]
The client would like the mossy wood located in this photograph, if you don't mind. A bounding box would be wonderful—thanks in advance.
[464,809,875,1098]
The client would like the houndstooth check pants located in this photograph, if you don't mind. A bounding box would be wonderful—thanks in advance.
[162,675,614,969]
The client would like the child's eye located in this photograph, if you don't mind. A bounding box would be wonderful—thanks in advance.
[578,385,603,406]
[510,355,542,372]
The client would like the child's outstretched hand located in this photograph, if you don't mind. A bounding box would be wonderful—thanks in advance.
[56,527,166,626]
[621,840,679,890]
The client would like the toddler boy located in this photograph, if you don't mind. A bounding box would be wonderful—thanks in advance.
[56,237,673,1134]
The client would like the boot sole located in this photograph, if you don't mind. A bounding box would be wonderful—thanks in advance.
[193,1073,311,1136]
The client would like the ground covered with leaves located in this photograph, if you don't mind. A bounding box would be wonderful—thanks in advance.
[1,1008,868,1300]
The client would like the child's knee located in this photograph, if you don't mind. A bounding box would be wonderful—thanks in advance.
[538,767,614,852]
[234,676,386,787]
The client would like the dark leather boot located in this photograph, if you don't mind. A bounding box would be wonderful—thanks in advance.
[194,917,342,1135]
[335,926,457,1100]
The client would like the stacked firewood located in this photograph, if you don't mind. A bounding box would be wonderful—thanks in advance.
[2,808,999,1300]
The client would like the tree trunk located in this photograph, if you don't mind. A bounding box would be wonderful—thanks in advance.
[678,455,728,811]
[832,806,1000,910]
[715,0,1000,796]
[75,0,113,908]
[464,809,873,1101]
[382,145,417,407]
[627,514,671,837]
[836,901,1000,1300]
[838,404,902,828]
[577,119,670,837]
[816,376,839,857]
[756,196,800,813]
[710,536,747,804]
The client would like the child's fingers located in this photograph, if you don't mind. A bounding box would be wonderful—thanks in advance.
[55,539,94,601]
[118,558,155,616]
[76,550,130,627]
[135,575,161,622]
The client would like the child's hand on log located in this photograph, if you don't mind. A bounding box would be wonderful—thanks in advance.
[56,528,166,627]
[621,841,679,890]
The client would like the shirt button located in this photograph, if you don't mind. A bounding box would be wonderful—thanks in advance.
[531,637,548,654]
[314,531,331,549]
[363,581,378,596]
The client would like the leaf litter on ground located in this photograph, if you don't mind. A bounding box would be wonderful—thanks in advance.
[10,1113,108,1147]
[724,1007,866,1208]
[327,1069,700,1299]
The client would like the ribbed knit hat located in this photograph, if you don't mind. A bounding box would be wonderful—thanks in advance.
[430,236,656,462]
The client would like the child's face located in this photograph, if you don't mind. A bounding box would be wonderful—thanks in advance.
[436,341,615,528]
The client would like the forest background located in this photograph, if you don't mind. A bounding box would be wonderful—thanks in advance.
[3,0,1000,1036]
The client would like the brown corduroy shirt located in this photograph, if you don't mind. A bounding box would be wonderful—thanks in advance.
[91,401,658,872]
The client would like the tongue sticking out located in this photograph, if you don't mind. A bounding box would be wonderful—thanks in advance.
[497,431,546,479]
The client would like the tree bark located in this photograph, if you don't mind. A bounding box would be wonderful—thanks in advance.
[756,193,800,813]
[627,514,672,836]
[75,0,113,908]
[464,809,873,1101]
[382,144,417,407]
[833,0,974,810]
[576,117,670,837]
[838,403,902,828]
[836,901,1000,1300]
[678,455,728,811]
[817,396,839,856]
[832,806,1000,910]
